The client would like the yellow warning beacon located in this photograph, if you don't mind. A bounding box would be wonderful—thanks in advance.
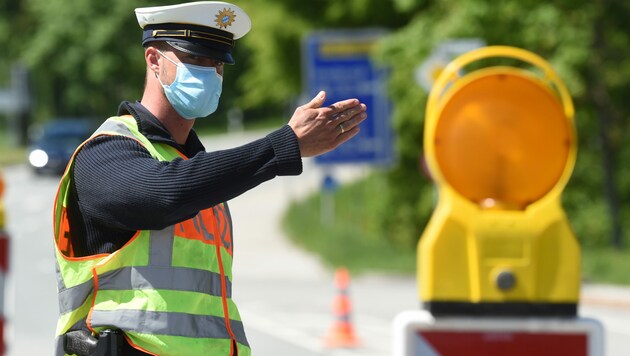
[419,46,579,316]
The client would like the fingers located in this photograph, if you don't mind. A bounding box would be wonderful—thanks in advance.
[289,91,369,157]
[331,103,367,122]
[327,98,361,114]
[302,91,327,109]
[290,103,367,157]
[334,123,361,146]
[304,94,363,119]
[331,102,367,133]
[333,108,367,136]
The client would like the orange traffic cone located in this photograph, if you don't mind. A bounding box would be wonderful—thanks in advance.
[324,267,360,348]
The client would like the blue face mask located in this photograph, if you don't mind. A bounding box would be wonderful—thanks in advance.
[157,50,223,120]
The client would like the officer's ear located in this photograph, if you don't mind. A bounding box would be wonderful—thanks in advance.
[145,46,161,74]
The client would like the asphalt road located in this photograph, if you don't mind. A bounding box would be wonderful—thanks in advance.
[2,130,629,355]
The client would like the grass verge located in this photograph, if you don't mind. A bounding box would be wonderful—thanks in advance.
[0,146,25,167]
[283,173,416,275]
[0,127,26,167]
[582,248,630,285]
[0,147,26,167]
[283,173,630,285]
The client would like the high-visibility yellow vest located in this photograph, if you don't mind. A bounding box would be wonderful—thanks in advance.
[53,115,250,356]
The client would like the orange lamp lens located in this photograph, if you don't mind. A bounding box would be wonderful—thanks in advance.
[434,73,572,209]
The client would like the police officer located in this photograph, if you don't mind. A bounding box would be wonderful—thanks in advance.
[53,2,367,355]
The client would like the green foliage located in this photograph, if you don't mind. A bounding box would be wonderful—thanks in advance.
[283,173,416,274]
[236,1,308,110]
[20,0,153,117]
[235,0,411,113]
[582,248,630,285]
[0,0,628,249]
[0,0,410,123]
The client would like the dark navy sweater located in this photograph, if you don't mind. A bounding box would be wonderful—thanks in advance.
[67,101,303,257]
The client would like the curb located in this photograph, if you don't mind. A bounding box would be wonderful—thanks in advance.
[581,284,630,309]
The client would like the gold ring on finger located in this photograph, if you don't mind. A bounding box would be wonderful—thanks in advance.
[339,123,345,134]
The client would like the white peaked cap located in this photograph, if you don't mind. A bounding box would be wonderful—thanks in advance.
[134,2,251,63]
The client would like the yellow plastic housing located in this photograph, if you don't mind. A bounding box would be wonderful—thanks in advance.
[419,46,580,313]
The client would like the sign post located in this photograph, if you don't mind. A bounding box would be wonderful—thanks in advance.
[0,65,32,146]
[303,29,394,166]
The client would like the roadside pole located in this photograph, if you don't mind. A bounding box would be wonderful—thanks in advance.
[0,64,32,147]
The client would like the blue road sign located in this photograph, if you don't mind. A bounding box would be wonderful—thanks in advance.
[303,29,395,165]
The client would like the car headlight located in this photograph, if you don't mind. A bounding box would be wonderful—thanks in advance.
[28,149,49,168]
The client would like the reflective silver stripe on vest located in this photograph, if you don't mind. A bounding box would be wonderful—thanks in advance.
[94,118,136,138]
[95,227,231,296]
[149,227,174,266]
[57,226,173,315]
[90,309,249,346]
[223,203,233,245]
[55,261,66,290]
[97,266,230,298]
[58,279,94,314]
[213,206,229,250]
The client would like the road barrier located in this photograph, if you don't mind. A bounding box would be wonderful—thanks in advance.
[393,45,604,356]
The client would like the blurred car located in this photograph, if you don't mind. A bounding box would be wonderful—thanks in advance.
[27,119,95,175]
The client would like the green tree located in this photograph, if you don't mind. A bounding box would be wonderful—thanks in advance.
[1,0,627,249]
[19,0,151,118]
[236,0,412,114]
[2,0,408,123]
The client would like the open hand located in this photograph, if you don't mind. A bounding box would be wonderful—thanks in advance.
[288,91,367,157]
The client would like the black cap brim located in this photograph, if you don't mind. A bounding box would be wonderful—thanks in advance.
[166,40,235,64]
[141,23,236,65]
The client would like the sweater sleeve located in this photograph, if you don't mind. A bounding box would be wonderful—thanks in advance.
[72,125,302,231]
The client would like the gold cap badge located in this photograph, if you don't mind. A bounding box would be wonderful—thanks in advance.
[215,8,236,29]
